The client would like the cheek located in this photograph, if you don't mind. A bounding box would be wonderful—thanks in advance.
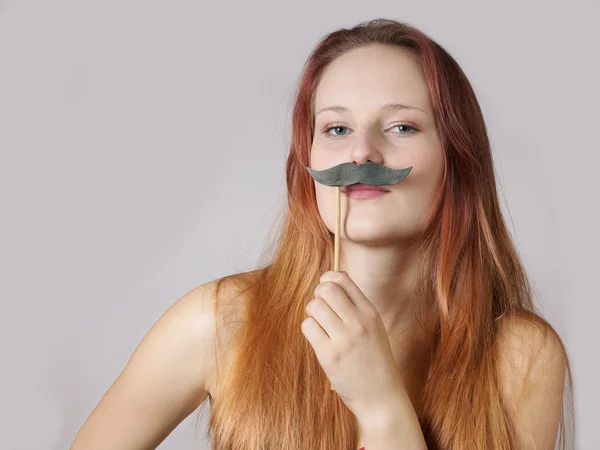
[408,142,444,186]
[427,149,445,192]
[415,156,445,222]
[310,143,337,168]
[315,183,332,218]
[396,144,444,218]
[310,146,341,219]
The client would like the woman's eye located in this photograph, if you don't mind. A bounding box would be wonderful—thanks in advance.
[390,124,417,134]
[323,125,349,137]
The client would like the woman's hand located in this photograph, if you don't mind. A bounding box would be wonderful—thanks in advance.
[300,270,407,427]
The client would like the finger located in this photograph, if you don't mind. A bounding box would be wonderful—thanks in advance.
[313,281,358,324]
[305,297,346,341]
[319,271,372,311]
[301,316,332,363]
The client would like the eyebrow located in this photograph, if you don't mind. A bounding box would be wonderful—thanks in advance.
[315,102,428,116]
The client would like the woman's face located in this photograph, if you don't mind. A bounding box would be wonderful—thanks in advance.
[310,44,445,245]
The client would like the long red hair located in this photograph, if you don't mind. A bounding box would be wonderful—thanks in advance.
[202,18,573,450]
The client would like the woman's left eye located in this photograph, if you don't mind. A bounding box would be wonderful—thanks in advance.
[389,124,417,134]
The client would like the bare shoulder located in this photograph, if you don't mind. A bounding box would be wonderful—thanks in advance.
[495,312,568,449]
[496,312,567,393]
[163,271,256,396]
[203,269,261,395]
[70,271,258,450]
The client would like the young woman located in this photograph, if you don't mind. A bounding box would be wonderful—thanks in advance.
[71,18,573,450]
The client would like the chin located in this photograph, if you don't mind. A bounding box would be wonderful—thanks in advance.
[341,221,420,245]
[341,224,392,244]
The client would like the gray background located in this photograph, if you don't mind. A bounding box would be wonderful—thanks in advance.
[1,1,598,449]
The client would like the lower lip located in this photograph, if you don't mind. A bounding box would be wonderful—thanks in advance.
[343,189,388,199]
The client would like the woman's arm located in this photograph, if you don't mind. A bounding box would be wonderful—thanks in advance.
[70,279,221,450]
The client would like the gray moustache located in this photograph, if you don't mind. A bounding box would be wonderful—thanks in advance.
[306,161,412,187]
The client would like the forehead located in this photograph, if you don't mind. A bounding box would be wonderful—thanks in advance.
[313,44,431,114]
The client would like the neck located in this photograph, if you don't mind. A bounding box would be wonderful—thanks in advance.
[339,239,422,347]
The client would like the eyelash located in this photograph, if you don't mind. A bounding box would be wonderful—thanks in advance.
[320,123,418,139]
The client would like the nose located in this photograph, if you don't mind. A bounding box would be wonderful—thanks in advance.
[349,131,384,166]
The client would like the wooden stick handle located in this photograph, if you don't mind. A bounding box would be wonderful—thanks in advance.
[330,186,341,390]
[334,185,340,271]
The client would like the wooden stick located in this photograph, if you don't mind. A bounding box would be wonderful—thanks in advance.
[334,186,341,271]
[330,186,341,391]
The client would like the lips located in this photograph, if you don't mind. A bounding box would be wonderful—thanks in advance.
[342,183,390,193]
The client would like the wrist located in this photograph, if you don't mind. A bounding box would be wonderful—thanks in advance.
[358,387,427,449]
[359,385,412,431]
